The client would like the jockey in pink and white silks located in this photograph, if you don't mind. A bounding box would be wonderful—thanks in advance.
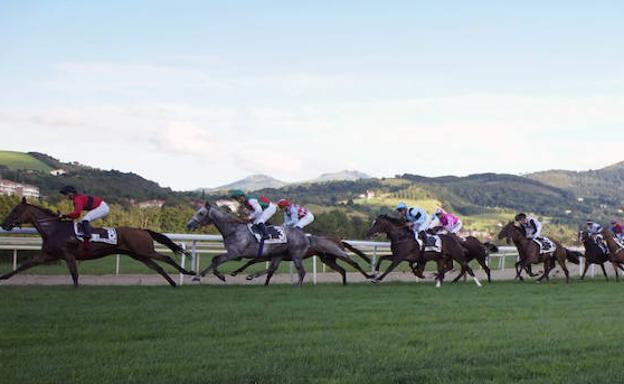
[277,199,314,229]
[429,208,463,234]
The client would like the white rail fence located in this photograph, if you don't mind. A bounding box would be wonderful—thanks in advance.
[0,228,594,284]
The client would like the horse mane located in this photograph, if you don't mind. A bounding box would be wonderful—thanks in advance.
[26,203,58,218]
[207,202,246,224]
[377,214,406,227]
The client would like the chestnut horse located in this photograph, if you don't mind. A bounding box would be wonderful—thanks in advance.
[598,229,624,280]
[0,198,193,287]
[497,221,579,283]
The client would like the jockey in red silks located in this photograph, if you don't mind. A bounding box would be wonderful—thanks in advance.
[59,185,109,241]
[429,207,463,234]
[277,199,315,229]
[610,219,624,241]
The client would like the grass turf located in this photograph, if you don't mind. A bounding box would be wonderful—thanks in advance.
[1,281,623,383]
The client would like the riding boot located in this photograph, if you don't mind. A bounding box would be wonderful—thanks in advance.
[81,220,92,241]
[418,231,427,252]
[257,222,270,240]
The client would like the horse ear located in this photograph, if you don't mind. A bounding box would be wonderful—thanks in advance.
[21,197,27,204]
[204,201,211,208]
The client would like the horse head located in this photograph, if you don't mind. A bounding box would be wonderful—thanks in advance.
[496,221,516,244]
[366,214,407,238]
[1,197,31,231]
[186,201,214,230]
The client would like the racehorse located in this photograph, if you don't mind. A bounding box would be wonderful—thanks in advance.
[366,215,482,287]
[447,236,496,283]
[186,202,372,285]
[497,221,579,283]
[578,230,616,281]
[0,198,193,287]
[598,229,624,280]
[229,236,373,285]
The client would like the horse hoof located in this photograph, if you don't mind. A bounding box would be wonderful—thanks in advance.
[246,275,254,281]
[369,279,379,284]
[192,276,201,282]
[230,273,238,277]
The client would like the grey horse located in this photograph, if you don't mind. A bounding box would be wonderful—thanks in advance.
[186,202,372,285]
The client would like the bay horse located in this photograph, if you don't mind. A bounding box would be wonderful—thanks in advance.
[578,230,617,281]
[186,202,371,286]
[366,215,482,287]
[598,229,624,280]
[497,221,579,283]
[0,198,194,287]
[447,236,496,283]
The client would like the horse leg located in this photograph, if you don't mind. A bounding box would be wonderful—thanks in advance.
[555,254,570,283]
[0,253,56,280]
[197,253,233,280]
[292,255,306,286]
[514,261,525,281]
[435,259,446,288]
[536,257,552,282]
[333,253,373,279]
[148,252,194,275]
[451,266,466,283]
[581,261,590,280]
[476,256,492,283]
[63,254,79,287]
[231,259,262,277]
[374,258,403,283]
[320,256,347,285]
[460,262,482,287]
[264,256,282,286]
[375,255,393,275]
[600,263,609,281]
[132,256,177,287]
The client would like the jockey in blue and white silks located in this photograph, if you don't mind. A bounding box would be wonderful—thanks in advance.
[515,213,542,239]
[585,219,603,237]
[395,202,429,235]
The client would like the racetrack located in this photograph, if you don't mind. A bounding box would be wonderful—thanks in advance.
[2,281,624,383]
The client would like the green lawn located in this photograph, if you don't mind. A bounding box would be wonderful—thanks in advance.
[1,282,623,383]
[0,151,52,172]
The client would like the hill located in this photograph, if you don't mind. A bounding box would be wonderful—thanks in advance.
[0,151,52,172]
[307,170,370,183]
[200,174,288,193]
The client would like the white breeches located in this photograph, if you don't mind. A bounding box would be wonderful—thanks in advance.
[295,213,315,228]
[81,202,110,222]
[413,221,428,233]
[253,203,277,224]
[447,220,463,234]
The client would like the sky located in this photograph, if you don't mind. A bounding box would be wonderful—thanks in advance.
[1,1,623,190]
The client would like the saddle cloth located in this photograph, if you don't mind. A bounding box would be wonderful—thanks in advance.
[532,236,556,254]
[593,235,610,254]
[247,224,287,244]
[74,223,118,245]
[415,234,442,253]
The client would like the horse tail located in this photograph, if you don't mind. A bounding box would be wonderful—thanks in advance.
[565,248,581,265]
[341,241,372,264]
[146,230,191,257]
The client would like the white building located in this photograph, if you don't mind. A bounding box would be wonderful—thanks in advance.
[49,169,67,176]
[0,179,40,199]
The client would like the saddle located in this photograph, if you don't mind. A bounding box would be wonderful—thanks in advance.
[247,224,287,244]
[73,222,118,245]
[415,234,442,253]
[532,236,556,254]
[593,235,609,254]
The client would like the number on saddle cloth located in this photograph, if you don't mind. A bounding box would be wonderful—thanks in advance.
[73,223,118,245]
[533,236,556,253]
[248,224,287,244]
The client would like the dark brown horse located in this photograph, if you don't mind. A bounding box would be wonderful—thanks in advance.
[599,229,624,280]
[366,215,482,287]
[447,236,496,283]
[497,221,579,283]
[0,198,193,287]
[578,230,619,281]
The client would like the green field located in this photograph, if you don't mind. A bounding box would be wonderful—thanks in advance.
[2,282,623,383]
[0,151,52,172]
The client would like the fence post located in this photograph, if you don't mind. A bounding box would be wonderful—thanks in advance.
[591,263,595,278]
[115,254,120,275]
[312,256,317,285]
[191,240,197,274]
[178,242,187,286]
[289,261,294,283]
[371,246,378,274]
[579,256,584,277]
[12,249,17,271]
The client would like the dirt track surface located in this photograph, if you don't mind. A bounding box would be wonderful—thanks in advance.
[1,264,609,286]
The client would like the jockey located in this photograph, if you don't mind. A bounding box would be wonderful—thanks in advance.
[59,185,109,241]
[585,219,603,237]
[430,207,463,234]
[609,219,624,241]
[277,199,314,229]
[395,202,429,241]
[515,213,542,239]
[230,189,277,240]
